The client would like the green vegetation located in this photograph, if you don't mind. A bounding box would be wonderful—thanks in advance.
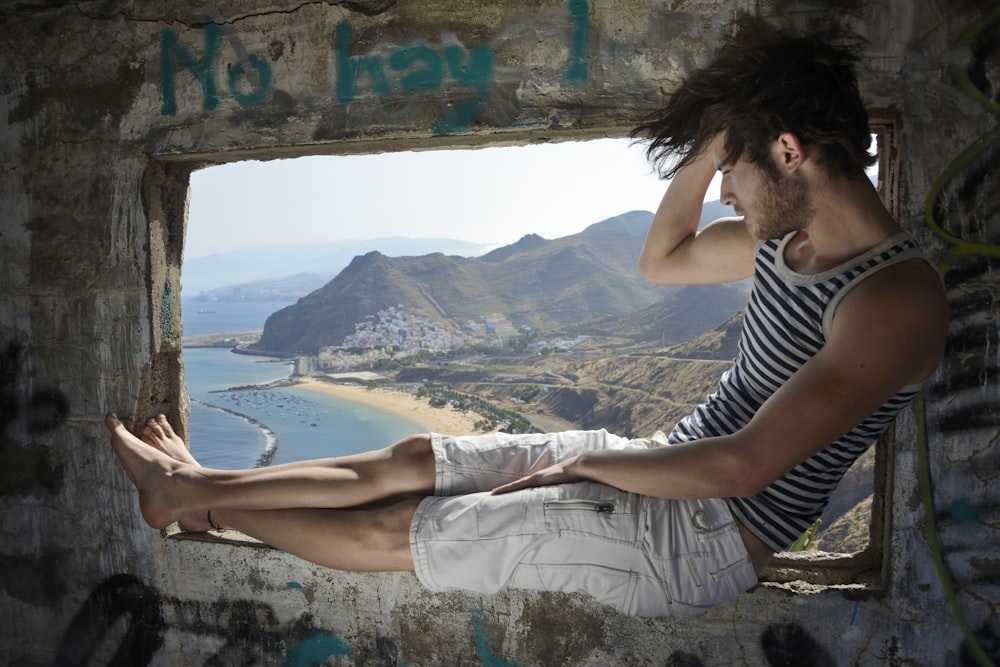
[416,385,540,434]
[787,518,822,552]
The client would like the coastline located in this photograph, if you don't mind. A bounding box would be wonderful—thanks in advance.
[295,377,484,436]
[190,398,280,467]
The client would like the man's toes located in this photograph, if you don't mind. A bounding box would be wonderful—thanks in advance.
[104,412,123,432]
[144,418,165,439]
[154,414,178,438]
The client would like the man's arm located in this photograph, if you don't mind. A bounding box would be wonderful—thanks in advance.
[493,258,948,499]
[637,142,755,286]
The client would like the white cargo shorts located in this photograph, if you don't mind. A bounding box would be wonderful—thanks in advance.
[409,430,757,617]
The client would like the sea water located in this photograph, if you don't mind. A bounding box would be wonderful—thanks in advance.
[182,299,423,469]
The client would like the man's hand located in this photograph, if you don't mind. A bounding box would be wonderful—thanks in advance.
[491,455,584,495]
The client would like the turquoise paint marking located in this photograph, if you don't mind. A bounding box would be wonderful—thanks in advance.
[335,22,391,102]
[160,25,221,115]
[950,498,981,526]
[160,23,272,114]
[334,21,495,134]
[391,44,443,93]
[284,632,352,667]
[470,606,518,667]
[433,43,495,134]
[443,43,494,98]
[565,0,590,84]
[228,54,273,106]
[286,581,303,589]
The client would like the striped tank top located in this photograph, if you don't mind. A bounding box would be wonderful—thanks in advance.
[665,231,928,551]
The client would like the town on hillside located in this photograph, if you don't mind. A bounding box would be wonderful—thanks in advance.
[315,305,587,372]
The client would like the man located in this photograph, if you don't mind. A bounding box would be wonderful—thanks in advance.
[105,22,948,617]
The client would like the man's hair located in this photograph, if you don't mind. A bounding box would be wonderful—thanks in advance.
[631,18,876,180]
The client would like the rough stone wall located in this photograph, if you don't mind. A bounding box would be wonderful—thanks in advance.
[0,1,997,665]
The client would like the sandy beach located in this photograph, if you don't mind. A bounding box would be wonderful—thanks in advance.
[295,377,484,435]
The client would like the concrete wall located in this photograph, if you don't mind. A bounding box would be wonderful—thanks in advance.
[1,1,997,664]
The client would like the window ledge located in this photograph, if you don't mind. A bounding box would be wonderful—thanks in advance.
[164,522,267,548]
[761,550,883,589]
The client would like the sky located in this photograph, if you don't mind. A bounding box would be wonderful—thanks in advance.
[185,138,723,261]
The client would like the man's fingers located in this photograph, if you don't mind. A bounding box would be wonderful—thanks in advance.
[491,477,530,495]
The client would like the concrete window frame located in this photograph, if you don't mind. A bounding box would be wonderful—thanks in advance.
[149,122,904,592]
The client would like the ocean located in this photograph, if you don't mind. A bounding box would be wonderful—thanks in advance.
[182,299,423,469]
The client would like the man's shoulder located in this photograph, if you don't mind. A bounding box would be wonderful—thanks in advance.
[830,255,948,385]
[848,253,943,304]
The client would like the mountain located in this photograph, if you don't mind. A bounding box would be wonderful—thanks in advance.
[256,206,739,355]
[256,211,665,354]
[182,237,493,298]
[183,203,737,300]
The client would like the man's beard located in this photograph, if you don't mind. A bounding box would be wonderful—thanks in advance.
[747,170,815,241]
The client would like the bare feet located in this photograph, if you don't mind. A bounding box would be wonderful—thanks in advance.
[141,414,199,466]
[105,412,194,529]
[178,511,215,533]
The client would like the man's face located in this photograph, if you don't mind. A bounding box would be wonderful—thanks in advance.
[714,137,815,240]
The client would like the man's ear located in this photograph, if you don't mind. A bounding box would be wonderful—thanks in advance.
[772,132,805,174]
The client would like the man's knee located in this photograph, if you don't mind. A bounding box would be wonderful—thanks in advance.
[387,434,435,490]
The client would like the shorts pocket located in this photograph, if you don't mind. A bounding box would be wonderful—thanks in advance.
[658,552,714,615]
[542,482,639,543]
[509,562,640,615]
[658,549,749,616]
[474,489,545,538]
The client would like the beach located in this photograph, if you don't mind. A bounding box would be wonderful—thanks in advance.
[295,378,484,435]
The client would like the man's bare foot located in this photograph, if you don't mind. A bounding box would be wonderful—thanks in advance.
[178,511,216,533]
[105,412,194,529]
[141,414,199,466]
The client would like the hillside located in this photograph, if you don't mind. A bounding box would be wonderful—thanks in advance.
[522,314,742,438]
[257,211,678,354]
[580,284,749,347]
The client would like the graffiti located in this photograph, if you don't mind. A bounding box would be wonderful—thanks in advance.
[160,21,273,115]
[468,606,516,667]
[760,623,837,667]
[917,8,1000,667]
[659,623,837,667]
[334,21,495,133]
[0,548,70,606]
[54,574,165,666]
[58,575,851,666]
[160,1,592,132]
[961,626,1000,667]
[55,574,352,667]
[565,0,590,84]
[0,339,70,437]
[924,6,1000,271]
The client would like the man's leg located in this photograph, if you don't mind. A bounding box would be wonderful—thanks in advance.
[104,413,435,530]
[212,500,419,572]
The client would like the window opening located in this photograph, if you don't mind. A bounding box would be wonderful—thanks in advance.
[173,126,897,584]
[180,138,704,470]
